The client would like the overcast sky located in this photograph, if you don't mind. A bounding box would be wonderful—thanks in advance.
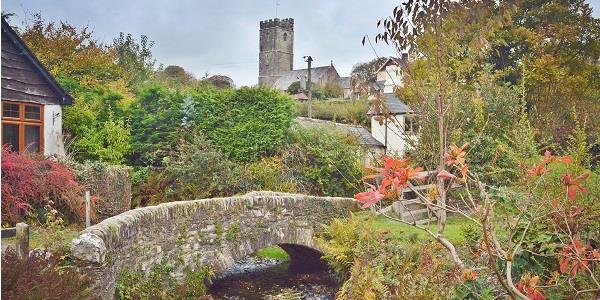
[4,0,600,87]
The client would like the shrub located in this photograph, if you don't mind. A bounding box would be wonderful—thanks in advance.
[129,84,186,166]
[194,86,293,162]
[244,156,297,193]
[61,78,131,164]
[132,131,245,206]
[70,160,131,221]
[1,248,95,299]
[286,81,301,94]
[1,146,84,224]
[281,126,364,197]
[317,214,459,299]
[130,84,293,164]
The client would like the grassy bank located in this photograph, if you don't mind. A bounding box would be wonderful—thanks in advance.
[254,245,290,261]
[370,214,469,244]
[1,224,82,252]
[294,99,370,127]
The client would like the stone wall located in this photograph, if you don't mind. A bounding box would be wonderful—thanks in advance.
[71,191,358,299]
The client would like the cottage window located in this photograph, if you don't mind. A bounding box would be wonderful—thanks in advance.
[404,115,418,133]
[2,101,44,154]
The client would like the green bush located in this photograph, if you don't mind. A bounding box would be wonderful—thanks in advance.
[61,78,131,164]
[130,84,293,164]
[317,214,459,299]
[194,86,293,162]
[286,81,301,94]
[280,125,365,197]
[129,84,186,166]
[132,131,245,206]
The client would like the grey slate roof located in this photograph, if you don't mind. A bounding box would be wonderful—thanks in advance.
[295,117,384,147]
[367,93,412,115]
[272,65,336,91]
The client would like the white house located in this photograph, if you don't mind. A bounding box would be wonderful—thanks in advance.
[375,57,405,94]
[1,19,73,156]
[368,56,417,157]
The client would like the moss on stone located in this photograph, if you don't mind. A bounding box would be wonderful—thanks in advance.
[214,223,224,236]
[225,223,242,243]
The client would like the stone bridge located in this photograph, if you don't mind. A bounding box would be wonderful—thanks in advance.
[70,191,358,299]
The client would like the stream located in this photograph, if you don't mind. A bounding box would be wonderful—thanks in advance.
[207,256,338,300]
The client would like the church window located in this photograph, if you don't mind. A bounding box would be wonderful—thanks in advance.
[283,32,287,41]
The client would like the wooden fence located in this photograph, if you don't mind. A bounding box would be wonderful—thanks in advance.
[1,222,29,259]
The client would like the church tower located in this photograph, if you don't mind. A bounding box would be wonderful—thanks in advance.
[258,18,294,86]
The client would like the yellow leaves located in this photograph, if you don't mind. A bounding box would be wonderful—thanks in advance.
[20,14,124,90]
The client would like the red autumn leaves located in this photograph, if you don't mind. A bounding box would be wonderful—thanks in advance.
[354,184,386,208]
[527,150,590,201]
[355,156,425,208]
[438,143,469,182]
[355,143,470,209]
[559,240,600,276]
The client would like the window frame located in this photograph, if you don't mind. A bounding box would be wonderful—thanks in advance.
[2,101,44,154]
[404,114,418,134]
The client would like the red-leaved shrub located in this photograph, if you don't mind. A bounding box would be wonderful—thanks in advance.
[1,146,84,224]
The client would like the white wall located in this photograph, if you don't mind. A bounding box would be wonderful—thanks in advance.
[376,64,403,93]
[371,114,414,157]
[43,104,65,157]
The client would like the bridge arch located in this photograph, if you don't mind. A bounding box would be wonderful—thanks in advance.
[71,191,358,299]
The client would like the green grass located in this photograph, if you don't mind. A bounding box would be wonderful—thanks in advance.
[294,99,370,127]
[1,224,82,252]
[253,245,290,261]
[368,214,470,245]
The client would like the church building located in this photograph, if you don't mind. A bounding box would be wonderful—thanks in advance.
[258,18,341,92]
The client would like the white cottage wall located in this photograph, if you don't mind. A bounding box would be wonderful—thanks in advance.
[371,115,410,156]
[43,104,65,157]
[376,65,403,93]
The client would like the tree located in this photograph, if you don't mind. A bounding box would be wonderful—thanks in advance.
[203,75,234,89]
[490,0,600,146]
[113,32,156,87]
[354,1,600,298]
[286,81,301,94]
[16,14,132,162]
[351,57,388,82]
[61,79,131,164]
[156,65,196,85]
[359,0,525,297]
[18,14,125,90]
[128,84,186,166]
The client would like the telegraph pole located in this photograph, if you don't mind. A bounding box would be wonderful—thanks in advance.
[304,55,313,118]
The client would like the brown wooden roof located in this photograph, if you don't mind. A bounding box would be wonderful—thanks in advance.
[1,18,73,105]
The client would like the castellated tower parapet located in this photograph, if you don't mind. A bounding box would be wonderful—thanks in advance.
[260,18,294,30]
[258,18,294,86]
